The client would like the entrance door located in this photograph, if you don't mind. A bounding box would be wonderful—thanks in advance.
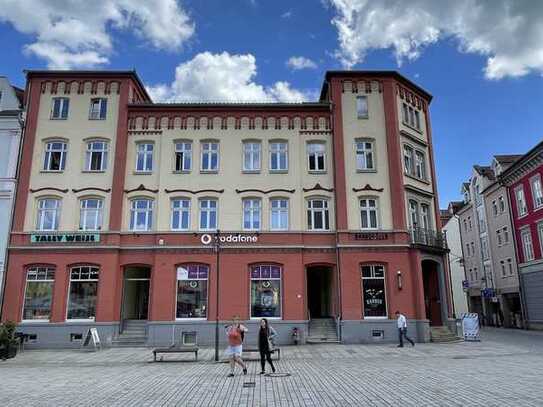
[122,267,150,321]
[307,266,332,318]
[422,260,443,326]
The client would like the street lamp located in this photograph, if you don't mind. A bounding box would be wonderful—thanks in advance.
[214,230,221,362]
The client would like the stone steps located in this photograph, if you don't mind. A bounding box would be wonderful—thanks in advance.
[430,326,461,343]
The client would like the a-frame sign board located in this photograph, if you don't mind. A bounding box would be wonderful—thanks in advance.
[82,328,101,351]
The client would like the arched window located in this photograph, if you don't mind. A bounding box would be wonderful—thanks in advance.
[243,198,261,230]
[307,198,329,230]
[250,265,282,318]
[67,266,99,320]
[43,140,67,171]
[176,264,208,319]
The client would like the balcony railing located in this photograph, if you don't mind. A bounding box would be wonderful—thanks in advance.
[409,227,448,250]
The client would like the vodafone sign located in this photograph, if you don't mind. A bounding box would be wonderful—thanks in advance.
[200,233,258,245]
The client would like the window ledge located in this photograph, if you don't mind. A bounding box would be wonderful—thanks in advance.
[308,170,327,175]
[401,121,423,134]
[66,318,95,323]
[82,170,106,174]
[269,169,289,174]
[242,170,261,174]
[200,170,219,174]
[175,318,207,321]
[172,170,191,174]
[404,173,431,185]
[50,117,68,121]
[133,171,153,175]
[40,170,65,174]
[357,115,369,120]
[356,169,377,174]
[533,205,543,213]
[21,319,50,323]
[88,118,106,121]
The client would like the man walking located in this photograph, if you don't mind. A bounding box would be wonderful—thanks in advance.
[395,310,415,347]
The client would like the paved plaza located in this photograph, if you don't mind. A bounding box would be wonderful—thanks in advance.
[1,328,543,406]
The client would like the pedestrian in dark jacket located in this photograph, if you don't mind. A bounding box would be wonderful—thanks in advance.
[258,318,277,374]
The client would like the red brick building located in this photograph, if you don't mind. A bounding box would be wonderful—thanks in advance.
[1,70,451,347]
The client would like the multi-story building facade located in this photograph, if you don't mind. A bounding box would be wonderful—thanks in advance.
[1,70,451,348]
[500,141,543,330]
[0,76,24,302]
[441,202,468,318]
[458,156,521,327]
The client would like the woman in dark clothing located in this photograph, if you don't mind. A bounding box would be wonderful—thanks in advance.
[258,318,277,374]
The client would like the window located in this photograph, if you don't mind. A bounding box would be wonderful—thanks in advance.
[361,265,387,317]
[201,142,219,172]
[79,198,103,231]
[531,176,543,209]
[307,199,330,230]
[477,206,486,233]
[420,204,430,230]
[171,199,190,231]
[243,142,261,171]
[463,219,468,232]
[250,265,281,318]
[492,200,498,216]
[43,141,67,171]
[307,142,326,172]
[468,216,473,230]
[356,140,374,171]
[136,143,153,172]
[89,98,107,120]
[481,237,489,260]
[356,96,368,118]
[515,186,527,217]
[521,229,534,262]
[415,151,427,180]
[538,223,543,258]
[500,261,506,277]
[471,242,475,256]
[243,199,261,230]
[360,198,378,229]
[23,267,55,320]
[403,145,414,175]
[269,141,288,171]
[402,103,421,130]
[270,199,288,230]
[36,198,61,231]
[507,258,513,276]
[503,227,510,244]
[498,196,505,213]
[129,199,153,231]
[465,243,470,257]
[408,199,419,227]
[474,267,478,280]
[175,142,192,172]
[176,265,208,318]
[497,229,502,246]
[85,140,108,171]
[51,97,69,119]
[199,199,217,230]
[67,266,99,319]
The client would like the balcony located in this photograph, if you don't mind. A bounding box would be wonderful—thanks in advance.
[409,227,448,251]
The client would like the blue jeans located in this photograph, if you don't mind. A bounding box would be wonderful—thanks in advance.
[398,328,414,346]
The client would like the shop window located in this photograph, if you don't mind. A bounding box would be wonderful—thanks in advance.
[307,199,329,230]
[36,198,61,231]
[23,267,55,321]
[269,141,288,172]
[175,141,192,172]
[361,264,387,318]
[79,198,103,231]
[176,265,208,318]
[43,140,67,171]
[67,266,99,320]
[270,198,288,230]
[85,140,108,171]
[250,265,281,318]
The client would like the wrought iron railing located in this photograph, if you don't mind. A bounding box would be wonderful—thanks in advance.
[409,227,448,250]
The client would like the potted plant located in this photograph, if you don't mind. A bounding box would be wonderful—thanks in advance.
[0,321,18,360]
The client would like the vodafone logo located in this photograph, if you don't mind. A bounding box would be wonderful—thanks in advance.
[199,233,258,245]
[200,234,213,245]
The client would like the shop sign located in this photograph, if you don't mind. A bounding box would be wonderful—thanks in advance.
[200,233,258,245]
[354,232,388,241]
[31,233,100,243]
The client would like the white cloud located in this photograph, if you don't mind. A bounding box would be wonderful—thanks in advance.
[328,0,543,79]
[0,0,194,69]
[146,52,315,102]
[286,56,318,70]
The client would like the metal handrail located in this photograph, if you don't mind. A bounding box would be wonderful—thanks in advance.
[409,227,448,249]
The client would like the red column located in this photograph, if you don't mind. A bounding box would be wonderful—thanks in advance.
[50,260,69,323]
[95,252,120,322]
[1,253,26,322]
[149,255,176,321]
[409,249,427,320]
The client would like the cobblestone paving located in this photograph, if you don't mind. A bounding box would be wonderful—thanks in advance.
[1,328,543,406]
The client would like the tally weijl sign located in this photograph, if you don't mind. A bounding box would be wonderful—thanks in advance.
[31,234,100,243]
[200,233,258,245]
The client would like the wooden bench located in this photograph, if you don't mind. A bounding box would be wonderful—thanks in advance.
[242,347,281,361]
[152,346,199,362]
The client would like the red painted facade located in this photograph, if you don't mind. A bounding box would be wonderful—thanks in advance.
[1,70,450,343]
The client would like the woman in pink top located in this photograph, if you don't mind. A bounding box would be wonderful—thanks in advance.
[225,316,248,377]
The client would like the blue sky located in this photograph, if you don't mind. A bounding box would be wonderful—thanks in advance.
[0,0,542,206]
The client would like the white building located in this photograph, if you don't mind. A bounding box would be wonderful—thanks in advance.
[0,77,23,299]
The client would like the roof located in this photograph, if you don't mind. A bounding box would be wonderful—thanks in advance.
[494,154,522,164]
[0,109,21,117]
[499,139,543,185]
[320,70,432,102]
[474,165,495,181]
[24,69,151,102]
